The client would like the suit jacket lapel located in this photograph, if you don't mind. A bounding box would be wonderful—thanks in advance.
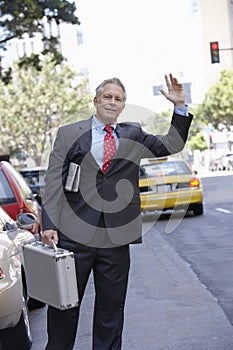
[67,117,98,168]
[115,123,133,159]
[77,117,101,171]
[115,123,129,138]
[76,117,93,153]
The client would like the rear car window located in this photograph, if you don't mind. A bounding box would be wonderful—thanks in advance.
[20,170,46,188]
[140,161,192,177]
[0,169,16,204]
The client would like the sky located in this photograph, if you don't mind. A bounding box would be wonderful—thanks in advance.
[74,0,206,116]
[1,0,206,120]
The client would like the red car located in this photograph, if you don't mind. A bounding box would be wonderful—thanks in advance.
[0,161,41,237]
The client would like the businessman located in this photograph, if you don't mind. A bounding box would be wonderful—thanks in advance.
[41,74,193,349]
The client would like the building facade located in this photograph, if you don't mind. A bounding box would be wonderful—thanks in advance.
[198,0,233,88]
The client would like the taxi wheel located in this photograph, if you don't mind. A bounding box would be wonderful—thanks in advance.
[193,203,203,216]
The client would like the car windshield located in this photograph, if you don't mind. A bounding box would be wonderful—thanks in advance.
[140,161,192,177]
[0,169,16,204]
[20,169,46,187]
[3,162,34,200]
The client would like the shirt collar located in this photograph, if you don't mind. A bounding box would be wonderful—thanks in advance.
[92,115,117,133]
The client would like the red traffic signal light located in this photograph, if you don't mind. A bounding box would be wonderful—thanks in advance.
[210,41,220,64]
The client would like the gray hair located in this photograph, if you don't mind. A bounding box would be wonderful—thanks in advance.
[95,78,127,101]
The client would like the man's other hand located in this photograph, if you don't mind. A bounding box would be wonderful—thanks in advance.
[41,230,58,246]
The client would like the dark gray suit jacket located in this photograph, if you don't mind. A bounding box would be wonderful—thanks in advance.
[42,113,193,245]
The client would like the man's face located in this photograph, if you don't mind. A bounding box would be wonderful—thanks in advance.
[93,83,125,124]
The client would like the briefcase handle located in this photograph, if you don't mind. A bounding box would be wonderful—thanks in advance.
[26,240,66,255]
[51,239,58,252]
[35,240,59,252]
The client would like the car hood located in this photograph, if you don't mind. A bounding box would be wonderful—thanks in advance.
[0,228,35,260]
[9,228,35,248]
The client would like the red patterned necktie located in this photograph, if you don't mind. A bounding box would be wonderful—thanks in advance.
[102,125,116,174]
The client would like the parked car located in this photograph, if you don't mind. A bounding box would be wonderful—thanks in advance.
[209,153,233,171]
[208,158,222,171]
[220,153,233,171]
[0,161,41,237]
[0,208,36,349]
[139,157,203,216]
[19,167,47,205]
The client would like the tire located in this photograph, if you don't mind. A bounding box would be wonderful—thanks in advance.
[193,203,203,216]
[0,297,32,350]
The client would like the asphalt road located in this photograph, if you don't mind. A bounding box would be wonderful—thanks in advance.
[158,172,233,325]
[29,171,233,349]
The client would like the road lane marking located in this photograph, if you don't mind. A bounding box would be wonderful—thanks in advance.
[216,208,231,214]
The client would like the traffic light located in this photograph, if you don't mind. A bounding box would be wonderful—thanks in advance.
[210,41,220,64]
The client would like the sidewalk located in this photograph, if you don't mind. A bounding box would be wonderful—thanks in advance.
[30,228,233,349]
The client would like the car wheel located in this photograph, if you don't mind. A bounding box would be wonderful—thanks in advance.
[193,203,203,216]
[0,297,32,350]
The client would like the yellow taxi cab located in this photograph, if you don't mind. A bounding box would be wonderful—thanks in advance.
[139,157,203,216]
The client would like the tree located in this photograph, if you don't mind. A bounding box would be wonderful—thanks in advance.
[188,131,208,152]
[0,0,79,47]
[145,109,172,135]
[145,106,208,154]
[0,55,92,166]
[197,70,233,129]
[0,0,80,73]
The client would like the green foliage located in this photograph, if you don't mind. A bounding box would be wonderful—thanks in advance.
[16,49,64,73]
[145,109,172,134]
[0,0,79,46]
[145,107,208,153]
[0,0,80,80]
[17,53,42,71]
[43,0,79,25]
[41,37,64,65]
[0,0,42,43]
[0,55,92,165]
[1,67,12,84]
[188,131,208,152]
[197,70,233,129]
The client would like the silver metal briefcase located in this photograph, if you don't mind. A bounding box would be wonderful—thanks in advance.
[22,241,79,310]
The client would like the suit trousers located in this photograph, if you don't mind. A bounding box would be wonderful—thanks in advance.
[45,239,130,350]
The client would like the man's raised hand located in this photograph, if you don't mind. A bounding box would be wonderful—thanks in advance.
[160,74,185,107]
